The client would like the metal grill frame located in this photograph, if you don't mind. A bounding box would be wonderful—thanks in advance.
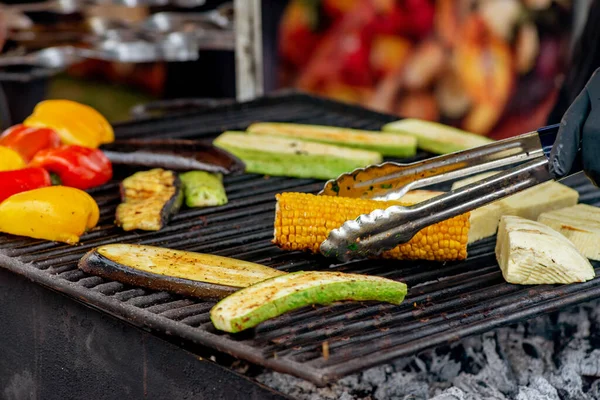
[1,92,599,386]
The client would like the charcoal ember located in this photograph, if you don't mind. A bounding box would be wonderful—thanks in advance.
[452,373,509,400]
[579,350,600,377]
[515,376,560,400]
[461,336,486,374]
[430,387,474,400]
[498,329,555,385]
[373,371,429,400]
[589,302,600,345]
[337,374,371,394]
[479,335,518,395]
[548,365,591,400]
[428,352,462,382]
[361,365,394,388]
[522,313,559,340]
[589,380,600,399]
[557,307,591,339]
[256,371,344,400]
[559,338,592,369]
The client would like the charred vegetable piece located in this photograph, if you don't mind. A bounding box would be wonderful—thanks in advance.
[213,131,382,180]
[116,169,183,231]
[495,216,595,285]
[180,171,228,208]
[246,122,417,158]
[538,204,600,261]
[79,244,285,299]
[101,139,245,175]
[210,271,407,333]
[382,118,493,154]
[0,186,99,244]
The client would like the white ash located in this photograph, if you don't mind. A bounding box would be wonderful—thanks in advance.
[257,300,600,399]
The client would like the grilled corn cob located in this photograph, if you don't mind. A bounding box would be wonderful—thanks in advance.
[273,192,470,261]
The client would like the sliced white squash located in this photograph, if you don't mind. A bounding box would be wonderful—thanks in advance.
[495,216,595,285]
[451,173,579,243]
[538,204,600,261]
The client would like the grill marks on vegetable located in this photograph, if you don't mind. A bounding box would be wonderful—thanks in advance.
[116,169,183,231]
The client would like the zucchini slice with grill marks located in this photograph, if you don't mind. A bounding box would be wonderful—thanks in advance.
[210,271,407,333]
[116,168,183,231]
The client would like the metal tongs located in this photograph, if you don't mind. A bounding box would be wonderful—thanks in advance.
[319,124,584,261]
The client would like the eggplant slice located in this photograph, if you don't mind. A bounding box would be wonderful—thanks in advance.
[79,244,286,299]
[101,138,245,175]
[116,168,183,231]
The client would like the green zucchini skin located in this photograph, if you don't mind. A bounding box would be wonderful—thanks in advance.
[247,122,417,157]
[179,171,228,208]
[382,118,494,154]
[210,271,408,333]
[79,249,238,300]
[213,132,382,180]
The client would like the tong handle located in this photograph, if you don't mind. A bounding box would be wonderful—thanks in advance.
[537,123,560,155]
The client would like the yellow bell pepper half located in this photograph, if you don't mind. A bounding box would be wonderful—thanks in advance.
[0,186,100,244]
[24,100,114,148]
[0,145,26,171]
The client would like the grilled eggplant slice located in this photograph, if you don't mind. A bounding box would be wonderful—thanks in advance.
[116,168,183,231]
[101,138,245,175]
[79,244,285,299]
[210,271,407,333]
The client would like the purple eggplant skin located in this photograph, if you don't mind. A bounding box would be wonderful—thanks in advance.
[78,249,238,299]
[116,169,183,232]
[101,139,245,175]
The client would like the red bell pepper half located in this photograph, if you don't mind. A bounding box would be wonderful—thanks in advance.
[30,145,113,190]
[0,124,61,162]
[0,167,52,203]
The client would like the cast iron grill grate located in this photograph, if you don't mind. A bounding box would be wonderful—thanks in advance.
[1,93,599,386]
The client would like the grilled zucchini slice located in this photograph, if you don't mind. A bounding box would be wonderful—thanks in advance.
[383,118,493,154]
[180,171,228,208]
[247,122,417,157]
[210,271,407,333]
[213,131,383,180]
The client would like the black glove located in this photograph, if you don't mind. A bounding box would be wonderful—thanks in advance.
[549,67,600,186]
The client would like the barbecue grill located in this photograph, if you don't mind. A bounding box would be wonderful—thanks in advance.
[1,92,599,397]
